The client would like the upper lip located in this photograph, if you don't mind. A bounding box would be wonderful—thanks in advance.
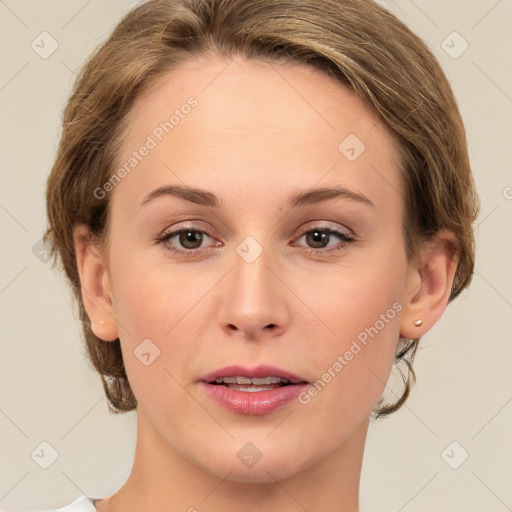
[201,365,308,384]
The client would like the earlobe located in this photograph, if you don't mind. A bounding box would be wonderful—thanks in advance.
[73,223,118,342]
[400,229,459,339]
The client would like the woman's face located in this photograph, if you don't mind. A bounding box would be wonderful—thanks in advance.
[100,55,417,481]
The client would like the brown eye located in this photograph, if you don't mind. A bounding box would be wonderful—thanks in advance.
[295,226,355,256]
[157,225,218,255]
[175,230,204,249]
[305,230,332,249]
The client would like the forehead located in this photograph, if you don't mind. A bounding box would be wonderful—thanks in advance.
[113,54,403,215]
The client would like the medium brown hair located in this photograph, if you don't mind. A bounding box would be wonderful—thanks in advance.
[44,0,480,419]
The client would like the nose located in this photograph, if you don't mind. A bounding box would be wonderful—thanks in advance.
[216,240,290,340]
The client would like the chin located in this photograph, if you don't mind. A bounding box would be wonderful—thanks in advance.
[197,441,313,484]
[211,462,302,484]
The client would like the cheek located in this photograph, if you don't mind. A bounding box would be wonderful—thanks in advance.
[314,277,401,379]
[107,249,203,416]
[310,243,405,350]
[298,244,407,416]
[105,249,197,408]
[107,238,212,381]
[108,237,197,336]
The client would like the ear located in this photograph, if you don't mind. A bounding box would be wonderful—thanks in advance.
[73,223,119,342]
[400,229,460,339]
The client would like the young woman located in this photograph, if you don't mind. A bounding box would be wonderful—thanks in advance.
[42,0,479,510]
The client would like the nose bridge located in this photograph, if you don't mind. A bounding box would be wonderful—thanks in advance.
[232,234,277,312]
[217,233,289,337]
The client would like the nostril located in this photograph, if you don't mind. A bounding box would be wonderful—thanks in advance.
[226,323,277,332]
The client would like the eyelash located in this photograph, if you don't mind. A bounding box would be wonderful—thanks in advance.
[155,223,356,257]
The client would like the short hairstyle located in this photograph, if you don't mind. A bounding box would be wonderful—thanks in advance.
[44,0,480,419]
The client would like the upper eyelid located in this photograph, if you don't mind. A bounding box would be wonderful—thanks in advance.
[160,220,352,237]
[159,222,354,248]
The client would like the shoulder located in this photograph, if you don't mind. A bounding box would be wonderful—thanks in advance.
[38,496,97,512]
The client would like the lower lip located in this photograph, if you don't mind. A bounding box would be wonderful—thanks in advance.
[200,382,309,415]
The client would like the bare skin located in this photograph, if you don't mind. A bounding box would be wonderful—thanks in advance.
[73,55,458,512]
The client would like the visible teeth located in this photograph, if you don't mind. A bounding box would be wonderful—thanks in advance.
[224,384,281,392]
[251,377,288,385]
[214,376,290,385]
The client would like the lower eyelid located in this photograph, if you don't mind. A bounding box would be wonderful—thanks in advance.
[155,220,356,250]
[159,229,216,250]
[157,225,355,253]
[293,230,354,251]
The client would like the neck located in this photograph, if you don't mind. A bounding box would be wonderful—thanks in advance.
[95,410,370,512]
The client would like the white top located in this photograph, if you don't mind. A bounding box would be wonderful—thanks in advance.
[39,496,98,512]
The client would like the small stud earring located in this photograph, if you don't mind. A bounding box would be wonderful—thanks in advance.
[99,321,105,325]
[414,319,423,327]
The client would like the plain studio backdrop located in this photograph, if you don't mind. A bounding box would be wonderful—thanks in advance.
[0,1,510,511]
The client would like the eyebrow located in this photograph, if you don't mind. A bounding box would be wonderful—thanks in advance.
[140,184,375,209]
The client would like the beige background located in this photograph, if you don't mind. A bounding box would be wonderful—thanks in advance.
[0,1,510,510]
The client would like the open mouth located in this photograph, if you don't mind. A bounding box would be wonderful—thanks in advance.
[209,376,295,392]
[202,372,310,414]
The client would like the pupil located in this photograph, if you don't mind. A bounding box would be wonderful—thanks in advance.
[308,230,328,248]
[181,230,202,248]
[178,230,330,250]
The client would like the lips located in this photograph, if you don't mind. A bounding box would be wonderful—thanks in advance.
[200,364,308,386]
[199,365,310,415]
